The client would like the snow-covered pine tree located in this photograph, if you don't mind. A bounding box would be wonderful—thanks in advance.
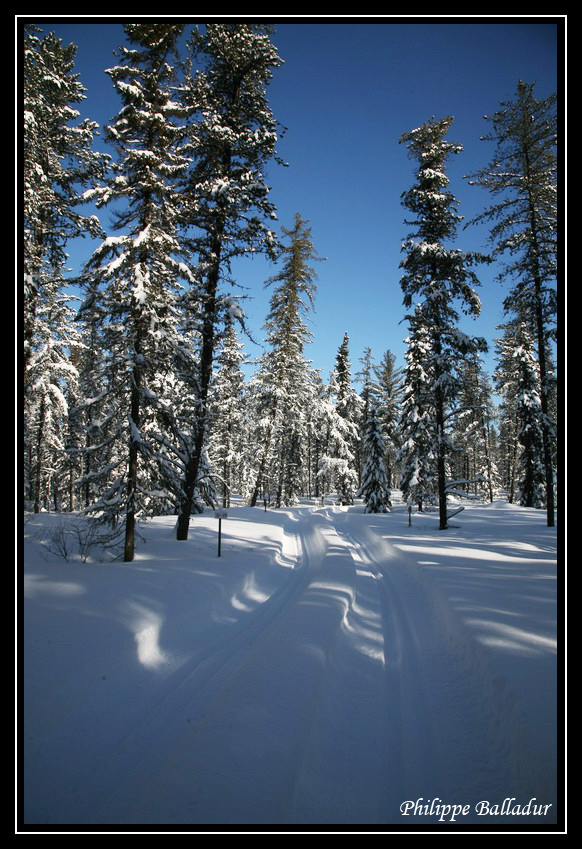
[513,325,547,509]
[70,279,116,512]
[23,25,107,512]
[174,23,284,538]
[61,321,99,513]
[450,358,498,502]
[23,25,107,385]
[356,347,375,488]
[301,369,328,501]
[316,399,356,506]
[24,282,81,512]
[397,308,436,512]
[247,213,322,506]
[319,333,360,506]
[240,368,272,503]
[466,80,557,525]
[372,349,404,488]
[79,24,193,560]
[358,348,375,424]
[399,116,488,530]
[494,319,524,503]
[494,320,548,509]
[207,319,247,508]
[357,403,391,513]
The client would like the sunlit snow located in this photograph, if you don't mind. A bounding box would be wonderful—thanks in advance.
[23,495,559,827]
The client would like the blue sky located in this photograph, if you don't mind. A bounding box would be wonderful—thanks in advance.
[27,17,560,388]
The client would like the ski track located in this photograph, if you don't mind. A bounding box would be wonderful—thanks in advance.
[61,506,553,826]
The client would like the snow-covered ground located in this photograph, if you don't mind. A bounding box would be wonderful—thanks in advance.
[21,495,559,829]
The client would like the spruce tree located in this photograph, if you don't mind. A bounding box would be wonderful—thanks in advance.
[494,319,524,502]
[467,80,557,525]
[175,23,283,537]
[495,319,550,509]
[248,213,322,507]
[513,325,546,508]
[356,347,375,488]
[450,358,498,502]
[80,23,192,560]
[397,308,436,512]
[25,283,81,512]
[372,349,404,488]
[23,25,107,512]
[208,319,247,508]
[358,404,391,513]
[399,116,488,529]
[322,333,360,506]
[302,370,328,501]
[23,25,106,385]
[72,279,116,512]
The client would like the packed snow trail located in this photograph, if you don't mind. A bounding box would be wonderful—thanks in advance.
[23,503,557,826]
[88,507,393,824]
[69,507,548,825]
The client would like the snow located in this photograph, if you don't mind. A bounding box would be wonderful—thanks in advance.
[220,295,245,321]
[115,81,142,99]
[21,496,559,829]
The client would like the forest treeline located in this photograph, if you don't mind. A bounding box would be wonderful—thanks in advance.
[23,23,557,560]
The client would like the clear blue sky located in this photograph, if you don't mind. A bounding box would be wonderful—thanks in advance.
[26,17,561,388]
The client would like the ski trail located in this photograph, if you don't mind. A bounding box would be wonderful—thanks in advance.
[332,511,542,823]
[90,508,343,825]
[289,510,397,824]
[84,509,316,824]
[83,506,549,826]
[289,507,448,823]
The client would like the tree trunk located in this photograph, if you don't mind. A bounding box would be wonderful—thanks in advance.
[433,337,448,530]
[436,410,448,530]
[483,418,495,502]
[33,396,46,514]
[524,142,555,527]
[176,249,220,540]
[123,368,141,562]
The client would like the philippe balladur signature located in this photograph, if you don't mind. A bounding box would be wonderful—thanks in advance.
[400,797,553,823]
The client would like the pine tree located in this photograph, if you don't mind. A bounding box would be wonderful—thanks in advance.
[302,370,328,501]
[23,25,106,385]
[356,347,375,488]
[71,280,115,512]
[25,283,81,512]
[175,23,283,538]
[450,358,498,502]
[23,25,107,514]
[494,319,523,502]
[495,320,550,509]
[513,325,546,508]
[320,333,360,505]
[79,24,192,560]
[208,319,247,507]
[372,349,404,488]
[466,80,557,525]
[248,213,322,507]
[399,116,488,529]
[358,404,391,513]
[397,309,436,511]
[316,397,357,506]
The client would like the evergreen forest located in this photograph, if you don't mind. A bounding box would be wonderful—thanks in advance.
[23,23,558,561]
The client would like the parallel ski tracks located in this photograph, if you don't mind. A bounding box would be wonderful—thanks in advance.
[330,513,444,804]
[88,506,518,824]
[88,508,330,823]
[330,511,518,818]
